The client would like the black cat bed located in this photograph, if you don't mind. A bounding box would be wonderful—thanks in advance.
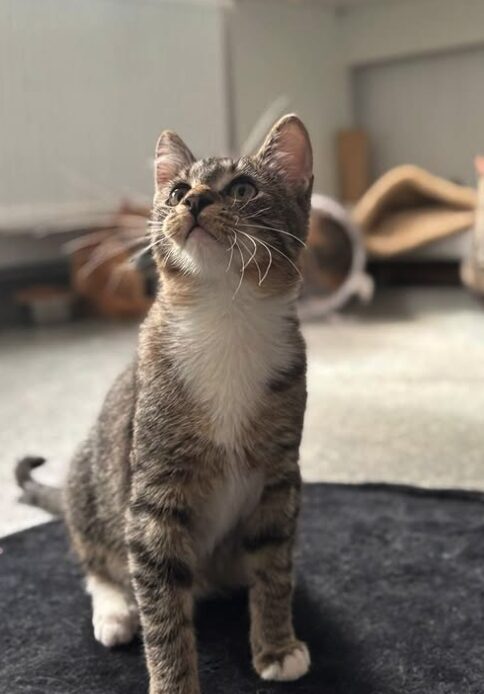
[2,483,484,694]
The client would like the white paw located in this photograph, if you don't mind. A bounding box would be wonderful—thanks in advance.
[87,575,139,648]
[260,643,310,682]
[93,608,138,647]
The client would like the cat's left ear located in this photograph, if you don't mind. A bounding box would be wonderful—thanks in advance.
[256,114,313,191]
[154,130,195,190]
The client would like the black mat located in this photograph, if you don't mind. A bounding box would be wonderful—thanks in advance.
[2,483,484,694]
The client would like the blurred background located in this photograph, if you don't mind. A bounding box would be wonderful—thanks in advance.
[2,0,484,535]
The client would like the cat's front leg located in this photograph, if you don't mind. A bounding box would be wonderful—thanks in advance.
[243,467,310,682]
[127,483,200,694]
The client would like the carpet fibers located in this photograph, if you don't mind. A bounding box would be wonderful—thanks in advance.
[1,483,484,694]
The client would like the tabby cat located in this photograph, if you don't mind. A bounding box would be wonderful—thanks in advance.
[16,114,313,694]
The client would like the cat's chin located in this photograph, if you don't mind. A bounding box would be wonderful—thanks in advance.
[180,232,230,279]
[186,225,214,243]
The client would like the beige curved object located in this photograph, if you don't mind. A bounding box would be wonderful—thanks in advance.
[461,156,484,297]
[353,165,477,257]
[298,194,374,320]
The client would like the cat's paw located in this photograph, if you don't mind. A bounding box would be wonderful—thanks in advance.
[255,641,310,682]
[93,607,139,648]
[87,575,139,648]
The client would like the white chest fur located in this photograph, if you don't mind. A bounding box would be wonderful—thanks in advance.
[170,283,297,554]
[197,465,264,556]
[171,284,297,449]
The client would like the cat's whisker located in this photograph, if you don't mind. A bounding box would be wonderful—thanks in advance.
[241,231,273,285]
[232,237,246,300]
[236,232,257,269]
[237,230,263,283]
[105,262,130,295]
[241,206,271,221]
[225,225,241,250]
[63,230,139,255]
[240,222,307,248]
[259,236,303,281]
[147,227,166,237]
[126,236,170,265]
[77,242,132,280]
[127,246,151,266]
[237,236,257,274]
[225,232,236,273]
[228,233,238,251]
[237,237,250,266]
[141,237,168,254]
[238,196,255,214]
[258,243,273,285]
[66,231,144,254]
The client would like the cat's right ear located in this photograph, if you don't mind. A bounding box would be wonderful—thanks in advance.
[256,114,313,192]
[154,131,195,190]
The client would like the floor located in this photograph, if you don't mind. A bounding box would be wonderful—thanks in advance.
[2,287,484,537]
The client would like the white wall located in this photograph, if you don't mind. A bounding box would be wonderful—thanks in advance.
[228,0,349,196]
[1,0,347,216]
[337,0,484,186]
[0,0,229,211]
[227,0,484,195]
[354,45,484,185]
[339,0,484,67]
[4,0,484,242]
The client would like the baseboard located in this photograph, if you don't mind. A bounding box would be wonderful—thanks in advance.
[0,259,70,326]
[368,260,461,287]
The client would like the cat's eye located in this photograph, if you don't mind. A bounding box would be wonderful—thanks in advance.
[227,180,257,203]
[167,184,190,206]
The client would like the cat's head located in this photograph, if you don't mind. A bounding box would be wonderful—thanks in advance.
[150,115,313,295]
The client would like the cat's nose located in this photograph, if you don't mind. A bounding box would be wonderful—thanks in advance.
[183,191,216,219]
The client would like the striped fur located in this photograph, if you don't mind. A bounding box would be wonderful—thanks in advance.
[61,115,313,693]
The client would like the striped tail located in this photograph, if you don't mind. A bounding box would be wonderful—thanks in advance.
[15,456,63,516]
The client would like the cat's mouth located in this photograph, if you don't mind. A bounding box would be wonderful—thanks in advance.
[185,223,218,244]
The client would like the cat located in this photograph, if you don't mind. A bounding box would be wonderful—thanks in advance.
[16,114,313,694]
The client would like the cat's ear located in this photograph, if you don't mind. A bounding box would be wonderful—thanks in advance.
[256,114,313,191]
[154,130,195,190]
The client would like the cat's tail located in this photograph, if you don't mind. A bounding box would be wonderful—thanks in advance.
[15,456,63,517]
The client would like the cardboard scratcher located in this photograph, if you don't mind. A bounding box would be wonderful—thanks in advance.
[67,204,153,320]
[299,194,373,320]
[353,164,477,257]
[461,157,484,298]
